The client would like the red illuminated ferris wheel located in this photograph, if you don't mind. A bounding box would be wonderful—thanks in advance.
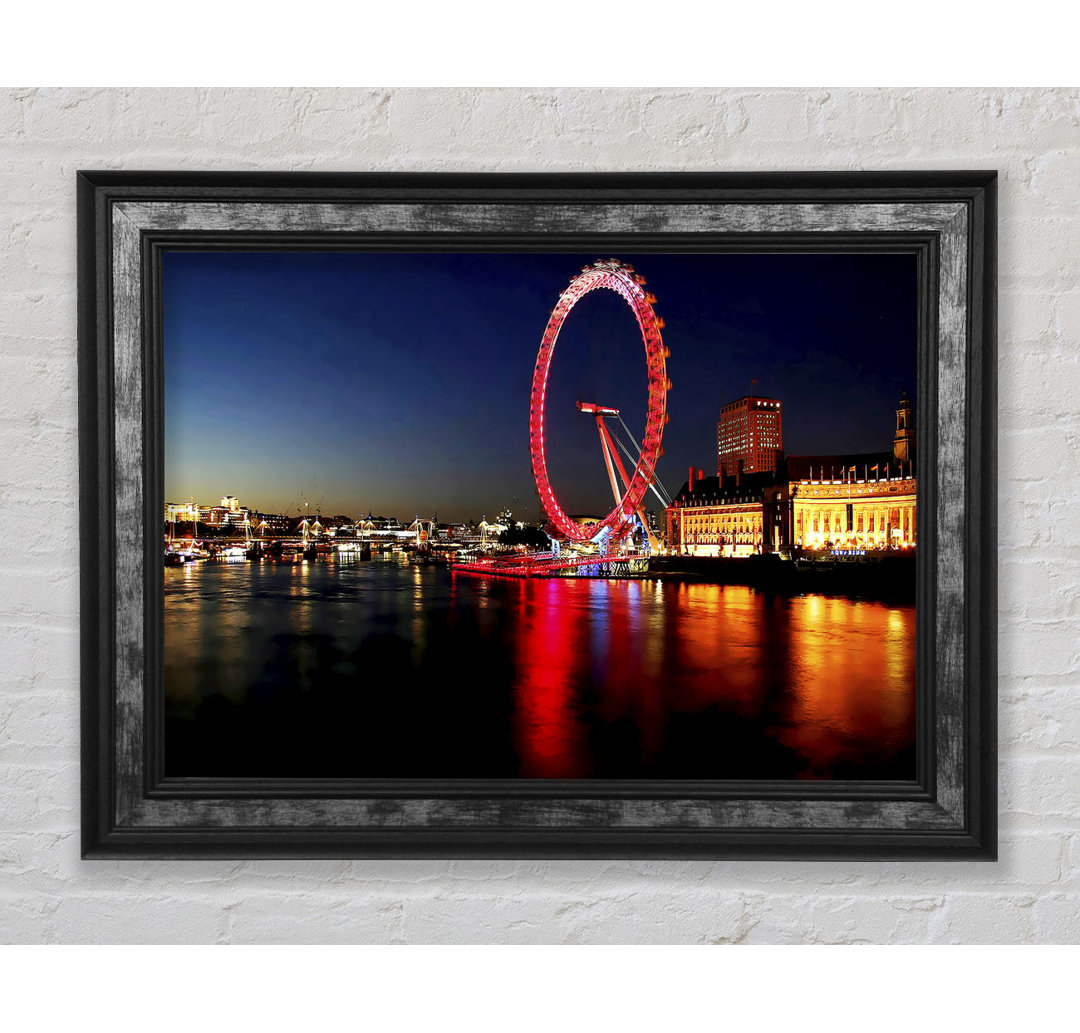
[529,259,671,545]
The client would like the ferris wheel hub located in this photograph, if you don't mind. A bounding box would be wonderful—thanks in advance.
[576,400,621,417]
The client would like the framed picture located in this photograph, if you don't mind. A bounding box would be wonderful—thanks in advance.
[79,171,996,858]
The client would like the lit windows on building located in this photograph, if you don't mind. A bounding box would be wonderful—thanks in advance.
[676,395,919,558]
[664,474,771,558]
[785,460,917,552]
[717,395,783,477]
[197,495,252,527]
[164,501,199,523]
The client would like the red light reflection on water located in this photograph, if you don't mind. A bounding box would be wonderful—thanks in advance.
[166,560,915,780]
[512,579,591,778]
[508,579,915,780]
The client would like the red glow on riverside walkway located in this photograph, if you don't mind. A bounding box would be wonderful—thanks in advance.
[451,551,647,580]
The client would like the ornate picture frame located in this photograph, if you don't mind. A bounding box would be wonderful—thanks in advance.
[78,171,996,858]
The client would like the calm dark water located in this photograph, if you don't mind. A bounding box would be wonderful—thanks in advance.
[164,555,915,780]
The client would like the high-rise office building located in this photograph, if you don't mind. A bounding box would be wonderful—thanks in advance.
[717,395,783,476]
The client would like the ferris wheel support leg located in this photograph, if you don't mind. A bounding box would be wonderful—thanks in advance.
[597,418,656,551]
[596,417,623,510]
[598,419,635,502]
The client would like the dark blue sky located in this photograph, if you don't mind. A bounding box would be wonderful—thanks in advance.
[163,250,917,522]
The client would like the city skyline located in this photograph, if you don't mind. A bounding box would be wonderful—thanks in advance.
[164,250,917,522]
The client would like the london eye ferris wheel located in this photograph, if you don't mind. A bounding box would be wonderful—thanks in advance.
[528,259,671,548]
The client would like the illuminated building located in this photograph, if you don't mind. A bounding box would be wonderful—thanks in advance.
[665,468,774,557]
[671,394,917,556]
[779,456,916,551]
[199,494,252,527]
[717,394,783,477]
[164,501,199,523]
[254,512,291,534]
[780,397,918,551]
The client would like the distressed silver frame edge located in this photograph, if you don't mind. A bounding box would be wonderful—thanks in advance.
[78,172,997,859]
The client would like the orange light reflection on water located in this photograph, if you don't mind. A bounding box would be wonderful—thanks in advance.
[509,579,914,780]
[167,560,915,780]
[774,594,915,777]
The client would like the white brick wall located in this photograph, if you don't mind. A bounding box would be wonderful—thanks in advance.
[1,87,1077,944]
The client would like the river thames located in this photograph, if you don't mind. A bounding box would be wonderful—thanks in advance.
[164,555,915,780]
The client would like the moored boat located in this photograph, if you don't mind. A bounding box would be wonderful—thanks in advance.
[164,540,208,565]
[215,545,249,559]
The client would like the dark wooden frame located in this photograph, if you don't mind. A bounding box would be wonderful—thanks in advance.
[78,172,997,859]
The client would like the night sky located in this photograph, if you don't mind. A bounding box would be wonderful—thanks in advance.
[163,251,917,522]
